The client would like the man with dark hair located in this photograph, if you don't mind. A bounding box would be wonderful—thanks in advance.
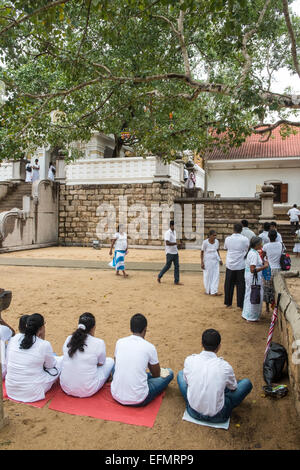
[287,204,300,233]
[241,219,256,241]
[157,220,183,285]
[270,221,283,243]
[111,314,173,406]
[177,329,252,423]
[224,224,249,309]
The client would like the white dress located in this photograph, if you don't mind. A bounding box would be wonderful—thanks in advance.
[0,325,13,379]
[32,164,40,182]
[48,165,56,181]
[25,164,32,183]
[242,249,264,322]
[60,334,114,398]
[201,239,220,295]
[293,230,300,253]
[5,334,62,402]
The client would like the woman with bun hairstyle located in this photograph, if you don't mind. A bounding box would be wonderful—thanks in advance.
[60,312,114,398]
[5,313,62,402]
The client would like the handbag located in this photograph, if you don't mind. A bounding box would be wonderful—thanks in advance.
[280,243,291,271]
[250,269,261,304]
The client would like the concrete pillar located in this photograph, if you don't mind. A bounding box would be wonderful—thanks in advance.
[55,157,66,183]
[11,159,26,182]
[259,184,275,222]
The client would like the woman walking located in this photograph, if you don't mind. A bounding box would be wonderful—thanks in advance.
[242,237,269,323]
[293,228,300,258]
[109,224,129,277]
[201,230,223,296]
[60,313,114,398]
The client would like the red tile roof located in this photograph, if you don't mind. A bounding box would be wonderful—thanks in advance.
[206,126,300,160]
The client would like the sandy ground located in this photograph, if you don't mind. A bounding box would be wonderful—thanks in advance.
[286,276,300,306]
[0,248,300,450]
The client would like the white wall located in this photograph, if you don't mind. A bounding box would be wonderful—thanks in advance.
[207,167,300,204]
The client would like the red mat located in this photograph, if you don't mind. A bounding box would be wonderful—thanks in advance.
[49,383,165,427]
[2,380,59,408]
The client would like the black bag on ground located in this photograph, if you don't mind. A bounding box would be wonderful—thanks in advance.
[263,342,288,386]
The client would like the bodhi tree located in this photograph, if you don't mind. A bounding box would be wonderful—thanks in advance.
[0,0,300,162]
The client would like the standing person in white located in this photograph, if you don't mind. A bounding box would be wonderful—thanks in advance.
[6,314,63,402]
[177,329,252,423]
[25,160,32,183]
[111,314,173,406]
[242,237,269,322]
[270,221,283,244]
[157,220,183,285]
[60,312,114,398]
[0,315,15,379]
[201,230,223,296]
[31,158,40,183]
[241,219,256,241]
[259,222,271,246]
[262,230,283,313]
[48,161,56,181]
[293,228,300,257]
[109,224,129,277]
[224,223,249,309]
[287,204,300,234]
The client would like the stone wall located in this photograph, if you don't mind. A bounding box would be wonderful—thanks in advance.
[273,272,300,416]
[59,182,182,247]
[175,197,261,246]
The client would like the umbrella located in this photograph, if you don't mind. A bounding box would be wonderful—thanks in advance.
[264,293,281,362]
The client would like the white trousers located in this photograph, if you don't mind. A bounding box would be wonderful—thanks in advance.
[203,259,220,295]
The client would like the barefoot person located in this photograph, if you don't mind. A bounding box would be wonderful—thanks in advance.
[109,224,129,278]
[0,315,15,379]
[60,313,114,398]
[5,313,63,402]
[262,229,282,313]
[242,237,269,322]
[157,220,183,285]
[201,230,223,296]
[111,313,173,406]
[177,329,252,423]
[224,223,249,309]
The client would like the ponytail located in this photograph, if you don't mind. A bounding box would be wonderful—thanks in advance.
[67,312,95,358]
[20,313,44,350]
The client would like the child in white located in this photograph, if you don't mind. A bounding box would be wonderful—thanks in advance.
[60,313,113,398]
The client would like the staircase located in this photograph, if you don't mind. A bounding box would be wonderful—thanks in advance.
[0,182,32,213]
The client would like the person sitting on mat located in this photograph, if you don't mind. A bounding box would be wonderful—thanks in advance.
[5,313,63,402]
[177,329,252,423]
[111,313,173,406]
[60,312,114,398]
[0,314,15,379]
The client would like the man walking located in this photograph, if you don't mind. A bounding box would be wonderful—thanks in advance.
[224,223,249,309]
[157,220,183,285]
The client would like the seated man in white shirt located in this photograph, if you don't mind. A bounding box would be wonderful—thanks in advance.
[111,314,174,406]
[177,329,252,423]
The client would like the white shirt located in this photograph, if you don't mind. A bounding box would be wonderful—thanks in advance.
[48,165,56,181]
[6,334,58,402]
[0,325,13,379]
[288,208,300,222]
[224,233,249,270]
[241,227,256,241]
[164,229,178,255]
[60,335,107,397]
[183,351,237,417]
[111,335,159,405]
[201,239,220,262]
[114,232,127,251]
[263,242,282,270]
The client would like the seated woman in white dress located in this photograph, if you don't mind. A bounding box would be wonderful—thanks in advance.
[60,312,114,398]
[5,313,62,402]
[0,315,15,379]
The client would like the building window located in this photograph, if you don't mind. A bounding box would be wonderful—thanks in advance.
[270,182,288,203]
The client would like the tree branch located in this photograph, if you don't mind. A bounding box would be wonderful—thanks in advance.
[76,0,92,59]
[282,0,300,79]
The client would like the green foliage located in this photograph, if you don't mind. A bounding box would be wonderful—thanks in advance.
[0,0,299,161]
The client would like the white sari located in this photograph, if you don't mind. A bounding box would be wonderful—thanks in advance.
[202,239,220,295]
[242,249,264,321]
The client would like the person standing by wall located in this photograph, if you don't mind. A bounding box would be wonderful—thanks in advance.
[201,230,223,296]
[32,158,40,183]
[48,161,56,182]
[241,220,256,242]
[25,160,32,183]
[224,223,249,309]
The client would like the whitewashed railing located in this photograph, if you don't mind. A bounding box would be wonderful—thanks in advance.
[0,162,13,181]
[65,156,183,186]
